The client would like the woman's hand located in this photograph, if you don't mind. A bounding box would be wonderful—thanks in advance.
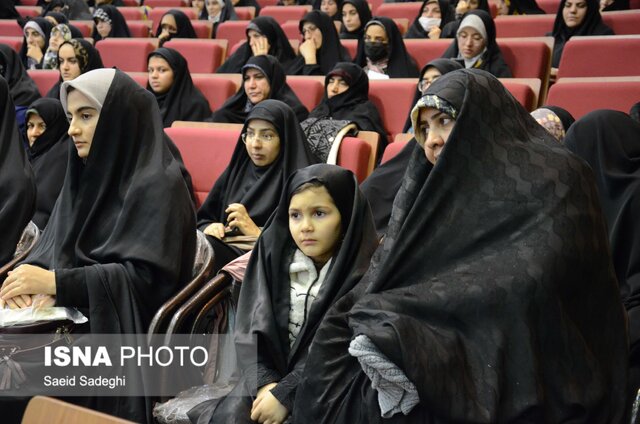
[0,294,33,309]
[428,26,441,39]
[251,37,270,56]
[32,294,56,310]
[0,265,56,304]
[225,203,261,237]
[456,0,469,15]
[299,39,318,65]
[26,44,43,62]
[203,222,226,239]
[250,382,288,424]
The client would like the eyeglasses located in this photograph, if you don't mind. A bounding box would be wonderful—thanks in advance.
[301,25,319,36]
[418,78,439,93]
[241,131,278,144]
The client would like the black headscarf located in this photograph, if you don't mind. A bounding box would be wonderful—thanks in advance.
[0,1,20,19]
[195,164,379,421]
[630,102,640,123]
[354,16,420,78]
[46,38,105,100]
[24,98,69,230]
[24,67,196,339]
[339,0,371,39]
[91,5,131,41]
[19,17,54,69]
[441,9,513,77]
[0,76,36,265]
[198,99,318,230]
[236,0,261,13]
[154,9,197,41]
[40,0,92,20]
[293,69,628,423]
[405,0,456,39]
[507,0,545,14]
[287,10,352,76]
[551,0,613,67]
[308,62,386,145]
[210,54,308,124]
[217,16,297,74]
[564,109,640,359]
[147,48,212,128]
[0,44,41,107]
[403,58,464,132]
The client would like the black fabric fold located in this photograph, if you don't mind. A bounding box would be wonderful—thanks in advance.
[0,44,41,107]
[147,47,212,127]
[0,76,36,266]
[293,69,628,423]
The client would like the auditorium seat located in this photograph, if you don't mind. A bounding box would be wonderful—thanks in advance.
[96,39,156,72]
[123,0,140,5]
[27,70,59,97]
[0,36,22,52]
[260,5,312,24]
[68,20,93,37]
[126,72,149,88]
[164,39,227,72]
[15,6,40,18]
[126,20,153,38]
[165,127,239,206]
[494,15,555,38]
[500,80,537,111]
[557,35,640,78]
[282,21,302,40]
[374,2,422,20]
[498,38,551,80]
[602,10,640,35]
[0,20,23,37]
[546,76,640,119]
[190,20,214,38]
[149,7,197,34]
[234,6,256,20]
[381,138,410,164]
[191,74,238,110]
[216,21,250,57]
[340,39,357,59]
[337,137,373,182]
[404,39,450,69]
[286,75,325,112]
[257,0,279,6]
[18,0,38,5]
[536,0,560,13]
[118,6,145,21]
[145,0,189,7]
[369,79,417,139]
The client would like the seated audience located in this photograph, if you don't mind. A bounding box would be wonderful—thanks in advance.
[92,5,131,41]
[530,105,575,142]
[46,39,104,99]
[339,0,372,39]
[21,18,54,70]
[156,10,198,47]
[405,0,456,40]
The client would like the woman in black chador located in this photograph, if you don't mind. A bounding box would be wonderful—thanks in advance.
[0,44,41,108]
[147,47,212,128]
[198,99,318,271]
[0,77,36,267]
[291,69,629,423]
[564,110,640,410]
[155,9,198,47]
[339,0,371,39]
[405,0,456,40]
[211,55,308,124]
[91,5,131,41]
[189,164,378,424]
[217,16,297,74]
[23,98,70,230]
[0,69,197,421]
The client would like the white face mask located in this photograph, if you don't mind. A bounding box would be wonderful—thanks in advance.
[419,17,441,31]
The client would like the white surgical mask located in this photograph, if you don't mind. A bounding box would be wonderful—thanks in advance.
[419,17,441,31]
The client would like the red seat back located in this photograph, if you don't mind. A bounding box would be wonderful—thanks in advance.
[260,6,311,25]
[127,20,152,37]
[165,127,239,207]
[0,36,22,52]
[557,36,640,78]
[234,6,256,20]
[497,38,550,80]
[536,0,560,13]
[68,21,93,37]
[380,139,409,164]
[374,2,422,19]
[118,6,145,21]
[149,7,197,34]
[15,6,40,18]
[501,80,536,111]
[337,137,372,183]
[340,39,357,59]
[285,76,324,112]
[281,21,301,40]
[602,10,640,35]
[164,39,225,72]
[546,77,640,119]
[0,20,23,37]
[369,79,417,139]
[191,75,237,111]
[96,38,156,72]
[494,15,555,38]
[190,20,213,38]
[127,72,149,88]
[145,0,189,7]
[404,39,450,69]
[27,70,60,97]
[216,21,250,57]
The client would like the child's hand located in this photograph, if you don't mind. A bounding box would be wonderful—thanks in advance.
[250,383,288,424]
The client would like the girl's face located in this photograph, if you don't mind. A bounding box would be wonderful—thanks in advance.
[243,119,281,167]
[206,0,223,17]
[96,19,112,38]
[289,185,342,267]
[58,43,81,81]
[66,89,100,159]
[563,0,588,28]
[417,106,456,165]
[457,26,485,59]
[341,3,361,32]
[321,0,339,17]
[26,114,46,146]
[25,28,45,50]
[49,29,66,52]
[326,75,349,99]
[148,56,174,94]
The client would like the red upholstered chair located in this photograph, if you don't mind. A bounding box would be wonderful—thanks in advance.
[191,74,238,110]
[27,70,60,96]
[602,10,640,35]
[341,39,357,59]
[0,20,23,37]
[374,2,422,19]
[546,77,640,119]
[403,39,450,69]
[497,38,551,80]
[536,0,561,13]
[369,79,418,139]
[381,138,410,164]
[285,76,324,112]
[190,20,214,38]
[501,80,536,111]
[145,0,189,7]
[126,20,153,37]
[165,127,239,207]
[494,15,555,38]
[164,39,227,72]
[282,20,301,40]
[15,6,40,18]
[257,0,280,6]
[118,6,145,21]
[260,5,312,24]
[557,35,640,78]
[96,38,156,72]
[0,36,22,52]
[216,21,250,57]
[18,0,38,4]
[149,7,197,34]
[123,0,141,6]
[337,137,373,183]
[68,21,93,37]
[126,71,149,87]
[234,6,256,20]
